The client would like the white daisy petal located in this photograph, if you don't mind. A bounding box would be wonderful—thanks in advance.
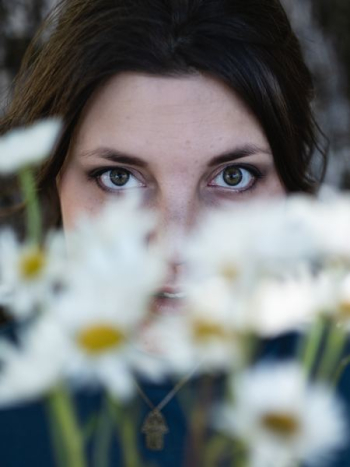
[215,362,347,467]
[0,118,62,173]
[0,316,69,406]
[0,229,67,319]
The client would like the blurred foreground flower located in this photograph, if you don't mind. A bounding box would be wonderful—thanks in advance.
[308,191,350,266]
[216,362,347,467]
[180,277,246,373]
[1,185,350,466]
[0,118,62,173]
[52,250,163,401]
[0,230,67,318]
[245,274,319,337]
[0,316,69,406]
[0,197,166,404]
[185,197,320,286]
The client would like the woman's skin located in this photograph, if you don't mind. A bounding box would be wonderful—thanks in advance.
[57,71,286,315]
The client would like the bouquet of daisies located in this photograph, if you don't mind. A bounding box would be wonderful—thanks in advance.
[0,119,349,467]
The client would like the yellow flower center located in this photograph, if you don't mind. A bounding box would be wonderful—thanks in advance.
[193,319,228,343]
[221,264,238,282]
[261,412,300,437]
[20,249,46,279]
[77,325,126,355]
[338,300,350,320]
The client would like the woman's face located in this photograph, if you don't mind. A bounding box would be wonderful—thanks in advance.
[57,71,285,314]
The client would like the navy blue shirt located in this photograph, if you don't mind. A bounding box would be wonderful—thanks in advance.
[1,327,350,466]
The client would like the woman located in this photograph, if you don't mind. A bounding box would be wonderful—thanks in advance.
[1,0,342,466]
[2,0,327,309]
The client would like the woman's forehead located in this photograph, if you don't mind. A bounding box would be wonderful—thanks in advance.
[72,71,270,161]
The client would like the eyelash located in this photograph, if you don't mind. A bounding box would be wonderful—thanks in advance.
[209,164,264,193]
[87,167,144,193]
[87,164,265,194]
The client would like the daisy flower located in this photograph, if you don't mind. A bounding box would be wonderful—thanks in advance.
[185,197,318,293]
[64,194,156,255]
[52,267,151,401]
[215,362,347,467]
[0,118,62,173]
[0,229,67,319]
[245,273,320,337]
[183,277,247,371]
[0,315,69,407]
[50,200,166,400]
[310,190,350,266]
[314,271,350,331]
[143,277,247,376]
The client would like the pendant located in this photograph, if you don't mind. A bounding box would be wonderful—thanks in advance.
[141,409,169,451]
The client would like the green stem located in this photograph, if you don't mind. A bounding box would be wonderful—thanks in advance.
[19,167,42,244]
[46,405,67,467]
[299,316,326,377]
[82,413,98,443]
[242,332,259,367]
[109,397,140,467]
[122,414,140,467]
[203,435,229,467]
[46,386,86,467]
[317,323,347,383]
[203,434,248,467]
[92,397,114,467]
[232,439,247,467]
[186,375,214,467]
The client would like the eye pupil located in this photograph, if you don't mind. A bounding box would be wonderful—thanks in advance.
[110,169,130,186]
[223,167,242,186]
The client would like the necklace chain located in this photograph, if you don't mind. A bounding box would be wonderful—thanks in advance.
[136,362,202,451]
[136,361,201,412]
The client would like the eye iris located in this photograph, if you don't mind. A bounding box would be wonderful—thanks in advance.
[223,167,243,186]
[110,169,130,186]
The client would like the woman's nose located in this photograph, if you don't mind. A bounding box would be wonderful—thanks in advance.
[152,222,189,264]
[148,190,199,272]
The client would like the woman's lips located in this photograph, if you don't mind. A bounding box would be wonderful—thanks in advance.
[155,284,186,298]
[155,291,187,299]
[151,286,187,314]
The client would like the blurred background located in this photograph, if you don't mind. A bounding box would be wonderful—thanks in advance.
[0,0,350,195]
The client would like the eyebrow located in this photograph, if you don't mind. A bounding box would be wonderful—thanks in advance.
[80,148,149,168]
[207,144,272,167]
[80,143,271,168]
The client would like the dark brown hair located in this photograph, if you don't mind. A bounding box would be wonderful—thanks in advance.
[1,0,327,228]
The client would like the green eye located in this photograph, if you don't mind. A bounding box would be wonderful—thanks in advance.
[91,167,144,192]
[109,169,130,186]
[223,167,243,186]
[209,164,262,192]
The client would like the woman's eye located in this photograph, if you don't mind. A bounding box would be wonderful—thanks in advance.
[209,165,261,191]
[91,168,144,191]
